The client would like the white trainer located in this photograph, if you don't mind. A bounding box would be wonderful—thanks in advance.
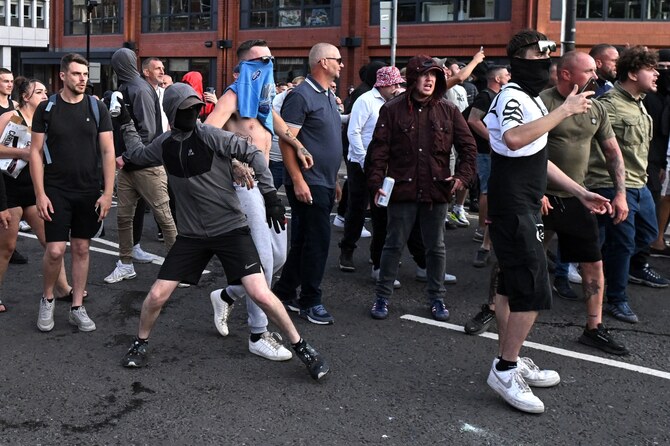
[104,260,137,284]
[68,306,96,332]
[210,289,233,336]
[360,227,372,238]
[370,266,401,289]
[249,332,292,361]
[332,215,345,229]
[487,361,545,414]
[132,244,155,263]
[18,220,31,232]
[37,297,55,332]
[517,357,561,387]
[453,207,470,227]
[415,267,457,284]
[568,263,582,284]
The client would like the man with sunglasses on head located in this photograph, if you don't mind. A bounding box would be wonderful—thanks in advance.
[270,43,344,325]
[204,39,313,360]
[483,30,611,414]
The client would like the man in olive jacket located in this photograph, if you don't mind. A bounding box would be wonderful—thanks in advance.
[365,55,476,321]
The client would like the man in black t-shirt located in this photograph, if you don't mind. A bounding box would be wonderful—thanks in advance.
[30,53,116,333]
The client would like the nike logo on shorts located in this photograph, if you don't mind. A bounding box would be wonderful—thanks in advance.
[244,262,258,270]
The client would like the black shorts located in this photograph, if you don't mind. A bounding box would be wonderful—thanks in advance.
[44,188,103,242]
[4,174,36,209]
[158,227,262,285]
[542,195,601,263]
[489,213,552,312]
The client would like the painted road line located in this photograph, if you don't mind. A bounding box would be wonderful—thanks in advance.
[401,314,670,381]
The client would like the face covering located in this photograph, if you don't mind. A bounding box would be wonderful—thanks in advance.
[510,57,552,97]
[173,106,200,132]
[657,70,670,94]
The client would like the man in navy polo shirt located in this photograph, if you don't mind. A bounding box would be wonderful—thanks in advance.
[272,43,344,325]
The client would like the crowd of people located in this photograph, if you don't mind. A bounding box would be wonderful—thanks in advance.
[0,30,669,412]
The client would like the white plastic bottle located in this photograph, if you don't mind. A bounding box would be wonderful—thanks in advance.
[109,91,123,117]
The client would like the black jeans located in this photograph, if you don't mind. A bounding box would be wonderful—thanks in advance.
[273,185,335,309]
[339,161,368,251]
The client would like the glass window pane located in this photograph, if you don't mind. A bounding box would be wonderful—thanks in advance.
[279,9,301,26]
[577,0,604,17]
[608,0,641,18]
[397,4,417,21]
[305,8,329,26]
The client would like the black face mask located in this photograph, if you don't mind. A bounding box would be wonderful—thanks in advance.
[510,57,552,97]
[657,70,670,94]
[173,106,200,132]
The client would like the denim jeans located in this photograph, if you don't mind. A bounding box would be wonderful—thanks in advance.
[269,160,284,191]
[375,202,448,301]
[273,185,335,308]
[340,161,369,251]
[553,245,569,279]
[594,186,658,304]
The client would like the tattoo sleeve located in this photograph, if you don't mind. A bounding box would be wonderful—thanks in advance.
[601,141,626,194]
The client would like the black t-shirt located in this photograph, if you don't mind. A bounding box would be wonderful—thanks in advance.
[488,148,547,216]
[469,88,495,154]
[32,95,113,193]
[0,99,14,115]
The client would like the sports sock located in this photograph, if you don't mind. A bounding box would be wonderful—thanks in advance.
[220,288,235,305]
[496,358,517,372]
[250,332,263,342]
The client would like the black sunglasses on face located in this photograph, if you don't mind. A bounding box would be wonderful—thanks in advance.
[248,56,275,64]
[323,57,343,64]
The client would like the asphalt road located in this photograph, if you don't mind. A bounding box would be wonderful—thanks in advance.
[1,201,669,445]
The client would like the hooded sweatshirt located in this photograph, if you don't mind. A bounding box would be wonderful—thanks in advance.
[181,71,215,120]
[120,83,274,238]
[111,48,163,169]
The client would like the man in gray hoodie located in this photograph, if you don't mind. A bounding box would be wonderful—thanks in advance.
[105,48,177,284]
[117,83,329,380]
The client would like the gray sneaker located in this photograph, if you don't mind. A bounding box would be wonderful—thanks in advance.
[68,306,97,332]
[37,297,55,332]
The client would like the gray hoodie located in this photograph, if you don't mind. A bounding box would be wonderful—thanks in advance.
[121,83,274,238]
[111,48,162,162]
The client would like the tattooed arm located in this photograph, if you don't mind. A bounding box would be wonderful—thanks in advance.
[599,136,629,224]
[272,109,314,169]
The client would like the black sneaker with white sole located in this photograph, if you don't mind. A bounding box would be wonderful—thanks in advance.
[293,339,329,380]
[122,339,149,368]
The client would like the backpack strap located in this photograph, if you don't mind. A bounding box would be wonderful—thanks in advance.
[42,94,58,165]
[88,95,100,129]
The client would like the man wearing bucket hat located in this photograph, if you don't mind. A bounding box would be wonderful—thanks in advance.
[366,56,477,321]
[339,66,404,273]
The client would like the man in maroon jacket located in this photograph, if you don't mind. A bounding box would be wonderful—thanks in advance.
[365,55,477,321]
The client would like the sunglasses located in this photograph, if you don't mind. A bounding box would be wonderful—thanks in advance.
[323,57,343,64]
[248,56,275,64]
[520,40,557,54]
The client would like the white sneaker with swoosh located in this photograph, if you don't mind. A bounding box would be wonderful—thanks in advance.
[487,361,545,414]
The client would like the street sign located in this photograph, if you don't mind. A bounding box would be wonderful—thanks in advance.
[89,62,101,84]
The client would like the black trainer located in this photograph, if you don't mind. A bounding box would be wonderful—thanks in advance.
[122,339,149,368]
[629,264,670,288]
[578,324,629,356]
[553,276,579,300]
[464,304,496,335]
[338,249,355,272]
[293,340,329,380]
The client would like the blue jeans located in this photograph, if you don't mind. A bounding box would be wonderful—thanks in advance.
[272,185,335,308]
[553,245,569,279]
[269,160,284,191]
[594,187,658,304]
[340,161,369,251]
[375,202,448,302]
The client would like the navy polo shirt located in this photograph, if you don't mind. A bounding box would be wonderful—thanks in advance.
[280,75,342,189]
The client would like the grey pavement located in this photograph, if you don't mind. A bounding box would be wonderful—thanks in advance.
[1,201,669,445]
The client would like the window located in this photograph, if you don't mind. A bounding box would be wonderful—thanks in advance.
[370,0,507,24]
[274,57,308,82]
[240,0,341,29]
[563,0,670,19]
[143,0,216,32]
[0,1,5,22]
[165,58,215,88]
[36,1,45,27]
[10,1,18,26]
[65,0,123,34]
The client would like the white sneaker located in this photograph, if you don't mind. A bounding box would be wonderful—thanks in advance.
[487,361,545,414]
[517,357,561,387]
[415,267,457,284]
[332,215,345,229]
[68,306,96,332]
[37,297,55,332]
[371,266,401,289]
[360,227,372,238]
[18,220,31,232]
[249,332,293,361]
[132,244,155,263]
[104,261,137,284]
[568,263,582,284]
[209,289,233,337]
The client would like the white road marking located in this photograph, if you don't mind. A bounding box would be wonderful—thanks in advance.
[401,314,670,381]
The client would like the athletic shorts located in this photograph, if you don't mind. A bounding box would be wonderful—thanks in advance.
[477,153,491,194]
[489,212,552,312]
[157,226,262,285]
[542,195,601,263]
[44,188,103,242]
[4,175,36,209]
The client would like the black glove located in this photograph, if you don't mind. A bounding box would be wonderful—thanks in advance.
[263,190,286,234]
